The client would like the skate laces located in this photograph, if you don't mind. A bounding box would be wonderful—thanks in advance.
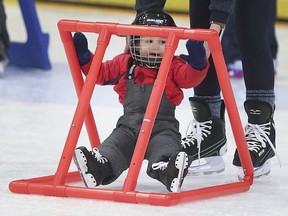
[182,119,212,160]
[152,161,168,171]
[91,148,108,164]
[245,122,281,167]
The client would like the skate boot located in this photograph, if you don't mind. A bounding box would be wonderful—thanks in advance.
[233,100,280,180]
[73,146,113,187]
[152,151,190,192]
[181,97,227,175]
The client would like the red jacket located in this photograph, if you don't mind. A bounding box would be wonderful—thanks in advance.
[81,53,209,106]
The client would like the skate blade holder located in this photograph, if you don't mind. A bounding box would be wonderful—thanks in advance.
[9,20,254,206]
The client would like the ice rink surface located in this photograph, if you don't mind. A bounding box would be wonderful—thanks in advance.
[1,2,288,216]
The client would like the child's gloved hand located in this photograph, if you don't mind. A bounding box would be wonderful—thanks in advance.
[180,40,207,70]
[73,32,92,66]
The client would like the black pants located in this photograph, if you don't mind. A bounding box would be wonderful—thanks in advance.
[222,1,278,65]
[0,0,9,49]
[189,0,221,96]
[134,0,275,92]
[134,0,166,14]
[190,0,275,95]
[236,0,275,90]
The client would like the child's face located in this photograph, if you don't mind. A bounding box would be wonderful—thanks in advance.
[138,37,166,58]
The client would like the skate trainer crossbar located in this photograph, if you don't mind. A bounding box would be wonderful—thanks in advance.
[9,20,254,206]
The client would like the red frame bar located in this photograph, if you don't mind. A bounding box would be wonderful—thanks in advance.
[9,20,254,206]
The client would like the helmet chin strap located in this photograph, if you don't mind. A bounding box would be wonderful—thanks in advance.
[140,56,162,69]
[145,64,159,69]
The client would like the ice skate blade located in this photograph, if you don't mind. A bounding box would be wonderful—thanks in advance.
[187,156,225,176]
[237,159,272,181]
[73,149,97,188]
[170,152,189,192]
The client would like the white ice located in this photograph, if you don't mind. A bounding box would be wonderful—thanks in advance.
[0,2,288,216]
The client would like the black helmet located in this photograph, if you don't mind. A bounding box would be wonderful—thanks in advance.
[128,10,176,69]
[132,10,176,27]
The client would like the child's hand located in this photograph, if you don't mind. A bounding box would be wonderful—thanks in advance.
[73,32,92,66]
[180,40,207,70]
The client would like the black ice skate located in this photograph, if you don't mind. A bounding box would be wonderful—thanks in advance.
[73,146,112,187]
[233,100,280,180]
[152,151,190,192]
[181,97,227,175]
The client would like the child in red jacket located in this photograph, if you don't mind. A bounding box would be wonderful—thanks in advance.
[73,10,209,192]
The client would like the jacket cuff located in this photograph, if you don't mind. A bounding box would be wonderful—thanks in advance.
[209,10,230,25]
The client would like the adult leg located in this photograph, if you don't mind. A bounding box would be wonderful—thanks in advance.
[181,0,227,175]
[0,0,9,48]
[0,0,9,76]
[268,0,278,62]
[190,0,221,100]
[237,0,275,91]
[134,0,166,14]
[232,0,278,179]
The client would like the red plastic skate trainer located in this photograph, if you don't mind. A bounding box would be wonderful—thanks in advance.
[9,20,254,206]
